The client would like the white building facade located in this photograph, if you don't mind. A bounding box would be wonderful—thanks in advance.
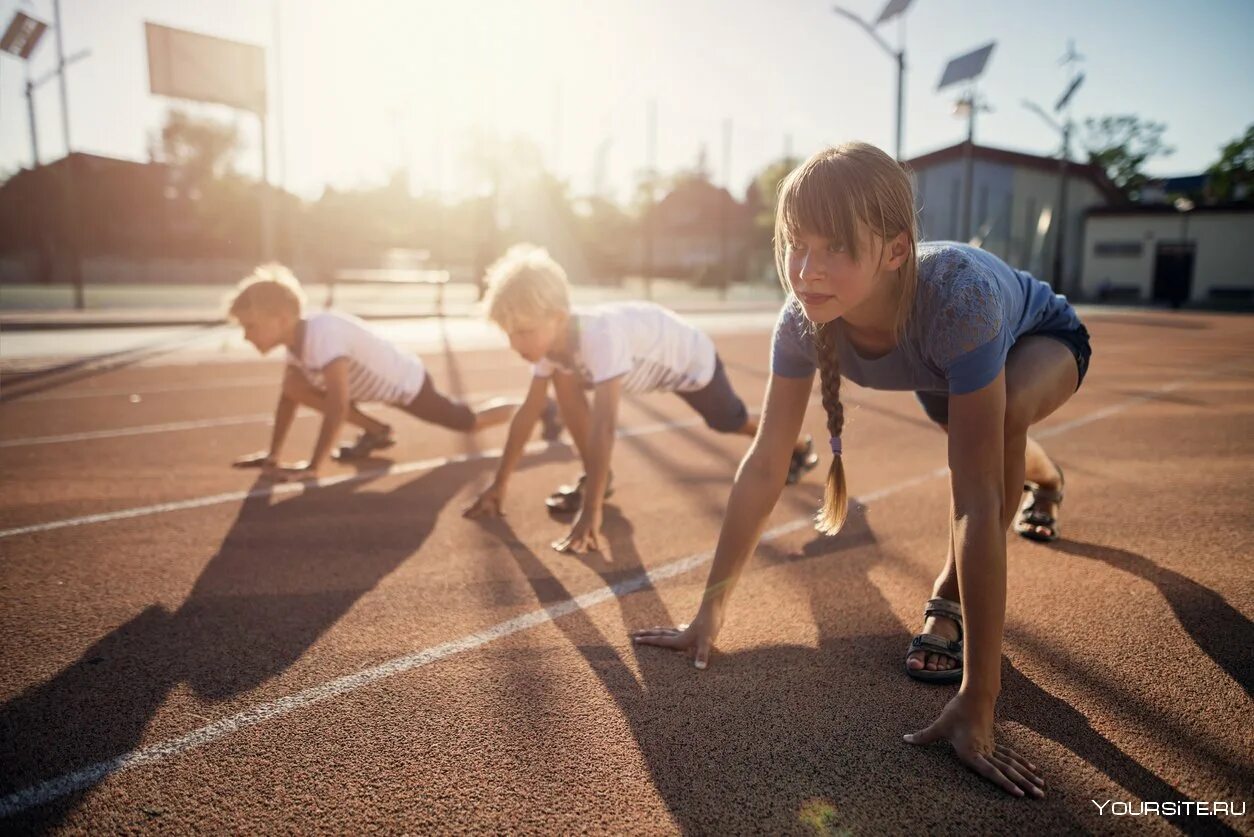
[1082,207,1254,306]
[907,143,1121,298]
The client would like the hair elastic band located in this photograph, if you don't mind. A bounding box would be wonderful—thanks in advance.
[829,436,842,456]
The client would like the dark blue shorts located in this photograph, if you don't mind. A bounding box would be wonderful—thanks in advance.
[915,323,1092,427]
[401,375,476,432]
[677,355,749,433]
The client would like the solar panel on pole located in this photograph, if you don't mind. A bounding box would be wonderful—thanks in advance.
[1055,72,1084,112]
[874,0,913,26]
[937,42,995,91]
[0,12,47,59]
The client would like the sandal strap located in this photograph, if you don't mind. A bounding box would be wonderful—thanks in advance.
[1020,510,1057,526]
[1023,480,1064,505]
[924,597,962,624]
[923,597,963,642]
[908,633,963,660]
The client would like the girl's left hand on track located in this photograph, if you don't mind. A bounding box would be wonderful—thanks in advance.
[904,691,1046,798]
[552,507,601,554]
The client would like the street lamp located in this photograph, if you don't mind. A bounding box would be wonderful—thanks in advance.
[938,42,996,242]
[831,0,913,161]
[1022,98,1071,292]
[1022,48,1084,294]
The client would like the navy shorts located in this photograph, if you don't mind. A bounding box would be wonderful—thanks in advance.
[677,355,749,433]
[915,323,1092,427]
[400,375,476,432]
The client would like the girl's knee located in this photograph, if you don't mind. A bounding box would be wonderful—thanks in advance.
[1003,391,1035,435]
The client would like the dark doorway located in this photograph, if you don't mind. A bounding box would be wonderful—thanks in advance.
[1152,241,1195,308]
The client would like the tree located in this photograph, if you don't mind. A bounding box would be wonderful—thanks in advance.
[149,109,242,182]
[1207,123,1254,203]
[745,155,801,239]
[1081,115,1173,200]
[147,109,256,256]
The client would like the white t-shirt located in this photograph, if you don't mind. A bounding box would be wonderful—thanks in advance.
[286,311,426,405]
[533,302,717,393]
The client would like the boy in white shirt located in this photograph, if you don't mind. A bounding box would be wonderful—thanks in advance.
[227,264,551,481]
[463,245,818,553]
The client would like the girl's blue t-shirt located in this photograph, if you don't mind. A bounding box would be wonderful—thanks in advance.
[771,241,1081,395]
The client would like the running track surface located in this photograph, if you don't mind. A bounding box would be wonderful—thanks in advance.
[0,311,1251,835]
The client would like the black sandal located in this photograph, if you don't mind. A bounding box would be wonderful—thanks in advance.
[1016,464,1064,542]
[905,597,964,684]
[786,435,820,485]
[333,430,395,461]
[545,472,614,514]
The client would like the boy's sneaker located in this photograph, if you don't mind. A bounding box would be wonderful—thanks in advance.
[334,430,395,461]
[786,435,820,485]
[545,471,614,514]
[540,398,564,442]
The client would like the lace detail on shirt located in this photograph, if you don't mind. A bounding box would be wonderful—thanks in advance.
[920,246,1004,368]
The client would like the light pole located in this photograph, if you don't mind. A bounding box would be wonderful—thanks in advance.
[2,13,49,165]
[1022,100,1070,291]
[831,0,913,161]
[1022,49,1084,294]
[954,92,991,243]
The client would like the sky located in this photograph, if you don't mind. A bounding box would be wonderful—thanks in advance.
[1,0,1251,203]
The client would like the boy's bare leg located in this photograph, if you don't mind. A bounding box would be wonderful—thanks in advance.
[469,398,522,432]
[735,414,812,455]
[281,369,390,437]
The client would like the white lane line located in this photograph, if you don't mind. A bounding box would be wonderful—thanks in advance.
[0,417,706,540]
[0,390,502,448]
[19,377,279,402]
[0,413,286,448]
[0,375,1200,816]
[0,470,917,819]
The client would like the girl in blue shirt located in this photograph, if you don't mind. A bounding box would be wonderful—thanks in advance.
[633,142,1091,798]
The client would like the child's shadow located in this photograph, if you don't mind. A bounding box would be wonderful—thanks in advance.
[475,508,1242,835]
[1048,538,1252,696]
[0,458,491,830]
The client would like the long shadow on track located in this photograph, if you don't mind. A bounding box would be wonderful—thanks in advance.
[1047,538,1253,697]
[477,506,1241,835]
[0,453,513,830]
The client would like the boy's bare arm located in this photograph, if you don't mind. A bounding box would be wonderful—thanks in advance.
[302,358,351,473]
[576,376,621,517]
[463,375,549,517]
[267,368,302,458]
[234,368,298,467]
[552,375,622,553]
[551,372,591,462]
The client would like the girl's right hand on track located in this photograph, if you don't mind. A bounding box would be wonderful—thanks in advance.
[631,605,724,670]
[463,484,505,519]
[233,451,275,469]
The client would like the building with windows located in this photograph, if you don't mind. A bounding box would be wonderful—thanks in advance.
[907,142,1122,296]
[1082,205,1254,306]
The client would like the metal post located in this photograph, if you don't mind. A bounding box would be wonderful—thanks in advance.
[1052,121,1071,292]
[52,0,70,150]
[24,73,38,165]
[963,97,976,242]
[832,4,911,163]
[272,0,287,263]
[52,0,83,309]
[895,50,905,161]
[719,117,731,300]
[259,110,275,260]
[643,99,656,301]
